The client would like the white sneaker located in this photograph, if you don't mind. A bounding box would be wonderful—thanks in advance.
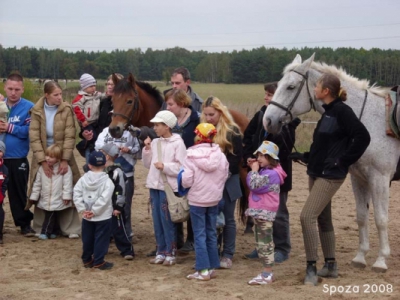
[162,256,176,266]
[149,254,165,264]
[69,233,79,239]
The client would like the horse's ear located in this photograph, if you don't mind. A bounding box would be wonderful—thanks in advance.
[302,53,315,70]
[112,73,120,85]
[127,73,136,87]
[293,54,302,64]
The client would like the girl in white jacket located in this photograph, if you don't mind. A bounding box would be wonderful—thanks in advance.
[29,144,73,240]
[142,111,187,266]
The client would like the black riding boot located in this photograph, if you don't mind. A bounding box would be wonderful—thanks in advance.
[318,260,338,278]
[304,262,318,286]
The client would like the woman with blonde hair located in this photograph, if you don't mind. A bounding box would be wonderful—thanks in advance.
[201,96,243,269]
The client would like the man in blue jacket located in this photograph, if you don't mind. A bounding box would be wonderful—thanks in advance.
[0,74,35,236]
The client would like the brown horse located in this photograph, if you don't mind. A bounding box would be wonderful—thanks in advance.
[108,73,250,222]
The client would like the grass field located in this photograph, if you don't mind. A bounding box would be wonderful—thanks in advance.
[0,79,318,151]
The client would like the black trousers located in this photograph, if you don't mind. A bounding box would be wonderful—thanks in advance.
[0,203,4,236]
[4,158,33,228]
[176,217,194,248]
[82,218,112,266]
[41,210,61,236]
[112,211,134,256]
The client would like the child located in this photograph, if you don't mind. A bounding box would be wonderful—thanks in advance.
[29,144,73,240]
[142,110,186,266]
[95,126,140,238]
[100,143,135,260]
[181,123,229,281]
[246,141,287,285]
[73,73,101,161]
[0,99,8,142]
[0,141,9,245]
[73,151,115,270]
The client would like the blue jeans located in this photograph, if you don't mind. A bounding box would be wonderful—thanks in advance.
[81,218,112,266]
[150,189,177,256]
[124,176,134,237]
[190,205,220,270]
[273,192,291,255]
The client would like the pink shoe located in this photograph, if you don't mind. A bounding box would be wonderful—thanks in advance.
[220,257,232,269]
[186,271,211,281]
[248,273,275,285]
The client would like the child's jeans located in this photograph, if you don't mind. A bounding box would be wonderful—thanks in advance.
[150,189,176,256]
[190,204,220,271]
[254,218,275,268]
[111,211,134,257]
[81,218,112,267]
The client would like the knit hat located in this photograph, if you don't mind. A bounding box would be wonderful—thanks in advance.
[0,141,5,154]
[88,150,106,166]
[150,111,177,129]
[79,73,96,91]
[253,141,280,160]
[194,123,217,144]
[101,143,120,159]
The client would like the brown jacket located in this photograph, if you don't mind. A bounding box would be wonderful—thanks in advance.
[27,97,81,200]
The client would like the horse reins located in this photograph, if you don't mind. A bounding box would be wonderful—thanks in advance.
[359,90,368,120]
[269,70,316,123]
[111,89,139,129]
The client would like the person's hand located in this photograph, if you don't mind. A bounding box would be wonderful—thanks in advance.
[82,130,93,141]
[41,161,53,178]
[154,162,164,170]
[128,125,141,138]
[82,120,89,128]
[113,210,121,216]
[63,199,71,205]
[0,94,4,102]
[144,137,151,150]
[29,199,37,205]
[250,161,259,172]
[288,152,305,163]
[120,146,130,154]
[58,160,68,175]
[83,211,94,219]
[247,157,257,167]
[0,121,8,133]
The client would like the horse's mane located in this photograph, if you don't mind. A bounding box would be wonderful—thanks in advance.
[136,81,164,107]
[283,60,389,98]
[114,79,164,107]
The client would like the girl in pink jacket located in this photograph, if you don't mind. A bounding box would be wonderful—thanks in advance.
[182,123,229,281]
[246,141,287,285]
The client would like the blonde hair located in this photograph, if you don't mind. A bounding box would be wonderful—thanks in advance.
[45,144,62,160]
[201,96,242,154]
[164,89,192,108]
[106,73,124,81]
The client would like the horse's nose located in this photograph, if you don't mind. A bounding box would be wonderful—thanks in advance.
[108,125,123,138]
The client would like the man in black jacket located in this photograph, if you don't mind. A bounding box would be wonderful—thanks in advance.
[242,82,301,263]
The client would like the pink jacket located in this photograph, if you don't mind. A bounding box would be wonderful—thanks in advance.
[142,134,187,192]
[182,143,229,207]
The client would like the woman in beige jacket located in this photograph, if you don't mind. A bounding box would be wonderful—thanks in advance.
[28,80,81,238]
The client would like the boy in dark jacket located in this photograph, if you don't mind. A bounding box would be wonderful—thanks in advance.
[101,143,135,260]
[0,141,10,244]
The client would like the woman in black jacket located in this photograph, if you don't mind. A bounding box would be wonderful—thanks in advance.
[291,73,370,286]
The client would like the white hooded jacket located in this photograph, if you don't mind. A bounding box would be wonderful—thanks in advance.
[73,171,114,221]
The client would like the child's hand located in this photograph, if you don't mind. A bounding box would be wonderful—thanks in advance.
[82,120,89,128]
[247,158,256,167]
[113,210,121,216]
[63,199,71,205]
[120,146,129,154]
[250,161,260,172]
[154,162,164,170]
[0,94,4,102]
[144,137,151,150]
[29,199,37,205]
[83,211,94,219]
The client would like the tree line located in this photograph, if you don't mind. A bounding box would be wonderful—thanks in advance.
[0,45,399,86]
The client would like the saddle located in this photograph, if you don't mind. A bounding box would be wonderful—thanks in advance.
[385,85,400,138]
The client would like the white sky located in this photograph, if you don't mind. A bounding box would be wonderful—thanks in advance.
[1,0,399,53]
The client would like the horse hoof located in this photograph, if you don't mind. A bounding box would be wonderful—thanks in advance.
[351,261,366,269]
[371,266,387,273]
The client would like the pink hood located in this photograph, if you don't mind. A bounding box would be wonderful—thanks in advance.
[182,143,229,207]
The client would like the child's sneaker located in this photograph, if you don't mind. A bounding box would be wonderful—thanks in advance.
[248,273,275,285]
[162,256,176,266]
[69,233,79,239]
[38,234,48,240]
[209,269,217,279]
[220,257,232,269]
[49,234,57,239]
[149,254,165,264]
[94,261,114,270]
[124,255,135,260]
[186,270,211,281]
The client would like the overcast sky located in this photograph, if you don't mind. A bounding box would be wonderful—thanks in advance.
[1,0,399,53]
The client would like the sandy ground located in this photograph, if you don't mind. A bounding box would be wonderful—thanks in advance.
[0,149,399,300]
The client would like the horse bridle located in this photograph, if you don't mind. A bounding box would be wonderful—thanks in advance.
[110,89,139,129]
[269,70,316,123]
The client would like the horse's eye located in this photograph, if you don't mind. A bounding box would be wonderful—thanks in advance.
[127,100,133,105]
[287,85,295,90]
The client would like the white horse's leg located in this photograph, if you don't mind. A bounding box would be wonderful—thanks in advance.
[370,176,390,272]
[350,176,370,268]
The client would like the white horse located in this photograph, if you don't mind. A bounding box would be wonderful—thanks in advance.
[264,53,400,272]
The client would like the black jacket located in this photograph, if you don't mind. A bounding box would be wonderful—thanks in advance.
[171,106,200,148]
[306,98,370,179]
[97,95,113,135]
[243,105,300,192]
[226,126,243,175]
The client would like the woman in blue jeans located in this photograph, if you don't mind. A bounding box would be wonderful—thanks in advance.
[181,123,229,280]
[201,97,243,269]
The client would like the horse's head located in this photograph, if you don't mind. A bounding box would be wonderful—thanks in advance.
[109,73,140,138]
[264,53,317,134]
